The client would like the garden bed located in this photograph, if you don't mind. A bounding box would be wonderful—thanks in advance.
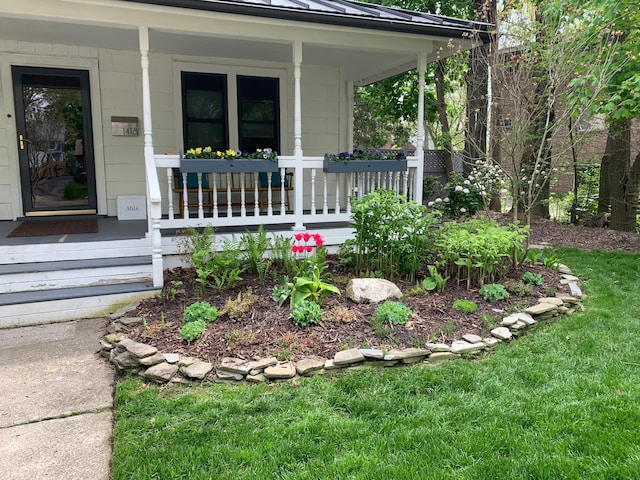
[123,259,563,364]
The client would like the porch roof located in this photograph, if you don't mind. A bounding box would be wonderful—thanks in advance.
[125,0,492,41]
[2,0,490,85]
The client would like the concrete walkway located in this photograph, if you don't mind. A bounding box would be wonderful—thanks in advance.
[0,317,113,479]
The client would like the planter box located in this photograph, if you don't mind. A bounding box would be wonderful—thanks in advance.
[323,154,407,173]
[180,158,279,173]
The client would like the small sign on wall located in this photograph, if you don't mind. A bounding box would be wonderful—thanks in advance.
[117,195,147,220]
[111,116,139,136]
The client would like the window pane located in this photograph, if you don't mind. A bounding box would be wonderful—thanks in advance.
[186,90,223,120]
[241,123,275,139]
[237,76,279,152]
[182,72,228,150]
[185,122,224,149]
[241,100,275,122]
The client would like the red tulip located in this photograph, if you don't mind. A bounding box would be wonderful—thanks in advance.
[294,233,303,241]
[306,245,313,253]
[302,232,311,242]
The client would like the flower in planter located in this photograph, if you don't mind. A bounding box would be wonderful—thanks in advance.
[185,146,277,161]
[326,148,406,163]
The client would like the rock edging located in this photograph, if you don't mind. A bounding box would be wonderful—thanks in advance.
[101,265,584,385]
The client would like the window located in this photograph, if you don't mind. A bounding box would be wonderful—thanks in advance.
[181,72,280,153]
[181,72,228,150]
[237,76,280,153]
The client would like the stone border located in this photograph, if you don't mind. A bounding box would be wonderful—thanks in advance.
[101,264,583,385]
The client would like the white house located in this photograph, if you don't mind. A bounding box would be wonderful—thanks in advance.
[0,0,490,326]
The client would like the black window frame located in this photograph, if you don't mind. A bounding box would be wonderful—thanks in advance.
[181,71,228,151]
[236,75,280,154]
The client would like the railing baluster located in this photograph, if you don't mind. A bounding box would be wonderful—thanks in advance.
[226,173,233,217]
[197,172,204,218]
[311,168,316,215]
[253,174,260,217]
[280,168,286,215]
[213,174,219,217]
[181,172,189,218]
[334,173,340,214]
[322,171,328,215]
[240,172,246,217]
[166,168,174,219]
[267,172,273,216]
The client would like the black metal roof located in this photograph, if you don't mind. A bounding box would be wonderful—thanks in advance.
[123,0,491,41]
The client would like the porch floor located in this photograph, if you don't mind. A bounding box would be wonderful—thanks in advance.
[0,217,353,247]
[0,217,148,246]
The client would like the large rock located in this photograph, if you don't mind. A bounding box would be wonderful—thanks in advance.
[346,278,402,303]
[181,361,213,379]
[334,348,365,366]
[145,363,179,383]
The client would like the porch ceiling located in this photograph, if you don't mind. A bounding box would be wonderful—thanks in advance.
[0,14,445,84]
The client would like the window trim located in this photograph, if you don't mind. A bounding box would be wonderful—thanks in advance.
[174,62,288,154]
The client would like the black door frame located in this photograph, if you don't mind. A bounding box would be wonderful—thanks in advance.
[12,66,97,216]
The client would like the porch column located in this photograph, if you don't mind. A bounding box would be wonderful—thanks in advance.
[347,81,354,152]
[415,52,427,204]
[139,25,163,288]
[292,40,305,230]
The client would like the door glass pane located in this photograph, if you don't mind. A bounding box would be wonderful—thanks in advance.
[22,83,88,210]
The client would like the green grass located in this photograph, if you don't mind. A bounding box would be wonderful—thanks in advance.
[112,249,640,479]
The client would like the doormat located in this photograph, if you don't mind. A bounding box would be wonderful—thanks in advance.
[7,219,99,237]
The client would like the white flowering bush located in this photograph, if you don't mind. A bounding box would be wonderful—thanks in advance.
[427,161,504,218]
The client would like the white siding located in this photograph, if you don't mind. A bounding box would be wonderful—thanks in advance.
[0,40,346,219]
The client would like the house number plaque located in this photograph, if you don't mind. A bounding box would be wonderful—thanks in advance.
[111,116,139,136]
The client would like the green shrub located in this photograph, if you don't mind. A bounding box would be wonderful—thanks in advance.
[522,271,544,286]
[374,301,412,326]
[183,301,219,324]
[479,284,510,303]
[436,219,528,289]
[240,225,273,283]
[341,189,439,281]
[503,279,533,297]
[290,300,323,328]
[180,319,206,342]
[421,265,449,293]
[452,299,478,314]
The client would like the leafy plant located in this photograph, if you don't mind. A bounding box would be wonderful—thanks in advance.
[271,279,294,307]
[323,305,359,323]
[452,299,478,314]
[344,189,439,281]
[224,328,255,348]
[180,319,206,343]
[240,225,273,283]
[221,289,257,320]
[290,300,323,328]
[290,264,340,310]
[183,301,219,324]
[374,301,412,326]
[478,284,510,303]
[436,219,528,289]
[522,271,544,286]
[372,316,394,338]
[503,279,533,297]
[271,234,297,276]
[421,265,449,293]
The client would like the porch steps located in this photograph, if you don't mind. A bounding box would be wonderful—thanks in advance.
[0,238,159,329]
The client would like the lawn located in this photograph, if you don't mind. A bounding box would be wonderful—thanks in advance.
[112,249,640,479]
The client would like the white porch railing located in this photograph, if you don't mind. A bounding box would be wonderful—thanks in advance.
[146,154,421,286]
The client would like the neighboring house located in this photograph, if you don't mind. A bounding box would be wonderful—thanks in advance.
[0,0,490,325]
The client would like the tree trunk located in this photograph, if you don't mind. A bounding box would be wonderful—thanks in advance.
[464,0,494,175]
[435,59,454,180]
[597,124,614,214]
[608,119,639,231]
